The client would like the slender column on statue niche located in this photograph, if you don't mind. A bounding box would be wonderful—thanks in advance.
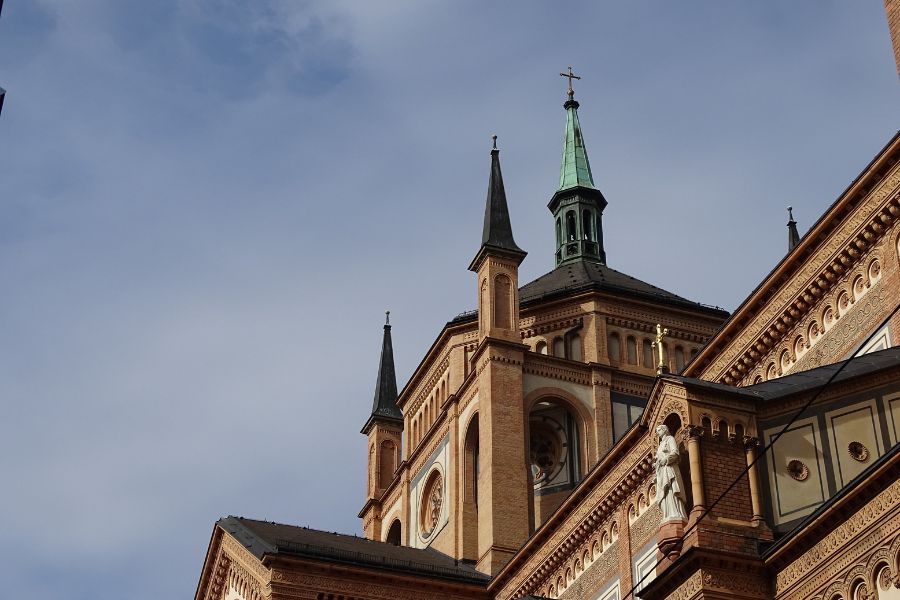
[744,437,764,525]
[683,426,705,518]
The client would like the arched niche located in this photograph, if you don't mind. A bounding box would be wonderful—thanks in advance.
[385,519,402,546]
[461,413,480,561]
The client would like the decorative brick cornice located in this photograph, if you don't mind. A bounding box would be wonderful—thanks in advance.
[521,315,584,338]
[690,147,900,384]
[492,431,655,599]
[523,355,591,385]
[771,465,900,598]
[606,317,708,344]
[409,427,449,479]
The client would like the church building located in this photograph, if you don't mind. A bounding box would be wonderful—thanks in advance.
[195,69,900,600]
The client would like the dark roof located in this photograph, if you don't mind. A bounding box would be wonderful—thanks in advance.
[666,346,900,401]
[746,346,900,400]
[518,259,728,316]
[663,374,760,399]
[469,145,526,271]
[362,318,402,432]
[218,517,489,584]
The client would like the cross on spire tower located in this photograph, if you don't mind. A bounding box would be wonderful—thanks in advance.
[549,67,608,266]
[559,66,581,100]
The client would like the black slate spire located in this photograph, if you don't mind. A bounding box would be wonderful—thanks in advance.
[468,137,527,271]
[361,312,402,434]
[787,206,800,252]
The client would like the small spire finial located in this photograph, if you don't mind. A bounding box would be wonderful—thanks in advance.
[559,66,581,99]
[385,310,390,326]
[491,134,497,150]
[787,206,800,252]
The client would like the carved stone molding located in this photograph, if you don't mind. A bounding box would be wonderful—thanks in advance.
[409,427,449,478]
[523,359,591,386]
[522,316,584,338]
[221,534,271,583]
[698,164,900,383]
[774,475,900,598]
[497,437,655,599]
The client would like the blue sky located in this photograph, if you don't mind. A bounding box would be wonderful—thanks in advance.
[0,2,897,598]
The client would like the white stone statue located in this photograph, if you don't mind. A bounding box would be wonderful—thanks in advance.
[654,424,688,522]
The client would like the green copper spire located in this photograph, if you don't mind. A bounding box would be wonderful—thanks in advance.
[558,96,595,191]
[549,69,608,267]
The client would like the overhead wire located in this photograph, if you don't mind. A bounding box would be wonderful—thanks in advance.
[620,301,900,600]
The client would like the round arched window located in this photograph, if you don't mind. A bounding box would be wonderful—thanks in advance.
[420,470,444,539]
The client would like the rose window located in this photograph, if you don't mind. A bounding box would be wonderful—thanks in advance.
[420,471,443,538]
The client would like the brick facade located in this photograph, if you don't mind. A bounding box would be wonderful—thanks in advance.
[888,0,900,77]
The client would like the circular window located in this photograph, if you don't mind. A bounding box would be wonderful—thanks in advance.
[848,441,870,463]
[787,459,809,481]
[419,470,443,539]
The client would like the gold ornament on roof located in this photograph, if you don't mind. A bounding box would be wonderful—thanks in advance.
[652,324,669,374]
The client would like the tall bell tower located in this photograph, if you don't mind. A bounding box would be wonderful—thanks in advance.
[467,138,531,575]
[360,313,403,542]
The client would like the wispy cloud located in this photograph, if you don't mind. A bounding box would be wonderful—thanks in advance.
[0,2,897,598]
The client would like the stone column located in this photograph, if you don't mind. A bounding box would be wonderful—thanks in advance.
[744,437,765,526]
[684,426,706,519]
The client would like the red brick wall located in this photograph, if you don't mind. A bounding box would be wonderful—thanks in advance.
[887,0,900,77]
[700,438,753,522]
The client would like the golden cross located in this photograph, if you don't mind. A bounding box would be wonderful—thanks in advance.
[559,66,581,98]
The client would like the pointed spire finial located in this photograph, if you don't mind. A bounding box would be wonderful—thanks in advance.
[787,206,800,252]
[468,135,527,271]
[362,312,402,434]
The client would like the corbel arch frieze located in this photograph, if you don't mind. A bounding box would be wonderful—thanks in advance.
[221,535,271,585]
[889,533,900,585]
[737,249,886,386]
[821,579,846,600]
[501,447,654,599]
[522,315,584,338]
[406,355,452,416]
[711,186,900,384]
[842,564,871,600]
[523,358,591,386]
[865,547,893,591]
[226,559,267,600]
[203,548,232,600]
[687,405,757,440]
